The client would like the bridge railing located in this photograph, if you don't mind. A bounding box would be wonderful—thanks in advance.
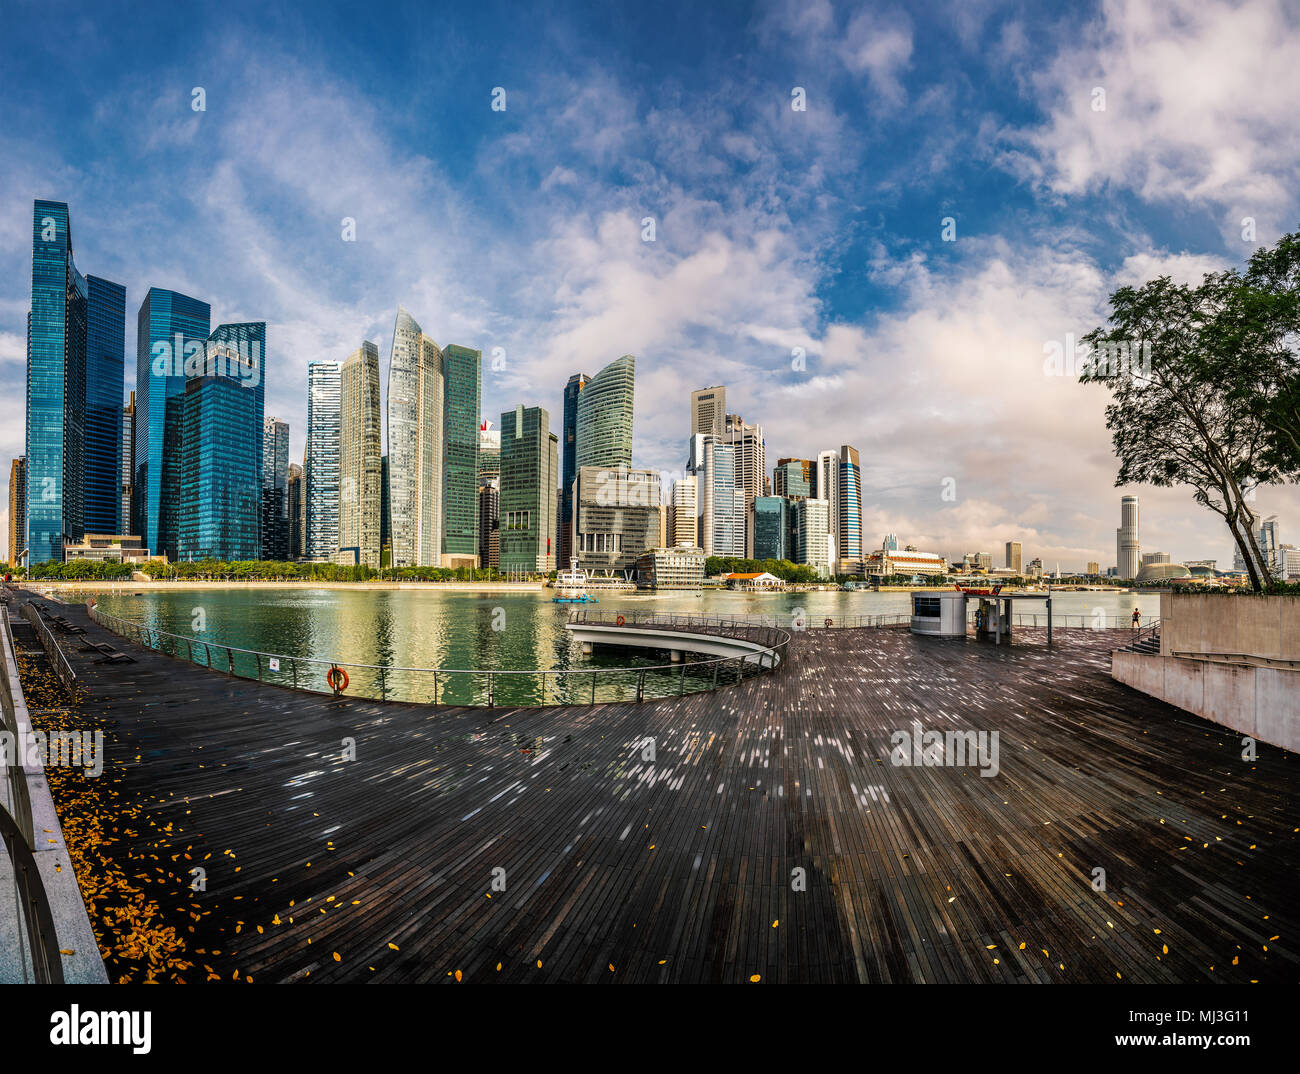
[86,605,790,707]
[0,606,108,983]
[567,610,912,631]
[21,603,77,689]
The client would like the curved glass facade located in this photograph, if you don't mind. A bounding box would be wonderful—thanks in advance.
[575,355,634,470]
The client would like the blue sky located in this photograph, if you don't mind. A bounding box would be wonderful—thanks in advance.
[3,0,1299,568]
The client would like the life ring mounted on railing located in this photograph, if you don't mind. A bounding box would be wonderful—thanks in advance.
[824,618,834,628]
[326,665,349,695]
[615,615,626,626]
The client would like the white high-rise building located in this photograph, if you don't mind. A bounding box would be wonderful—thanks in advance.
[690,386,726,440]
[815,449,839,567]
[670,475,698,546]
[1116,495,1140,578]
[387,306,444,567]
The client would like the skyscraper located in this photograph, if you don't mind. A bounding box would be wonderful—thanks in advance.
[573,466,660,575]
[773,458,812,499]
[442,343,482,568]
[339,342,382,568]
[499,404,557,573]
[751,495,788,561]
[8,457,26,568]
[26,200,95,563]
[793,498,831,578]
[304,361,341,559]
[670,476,698,547]
[386,307,443,567]
[837,444,863,568]
[1005,540,1023,573]
[690,385,726,440]
[558,372,589,570]
[84,275,125,534]
[120,392,135,534]
[287,462,303,560]
[1116,495,1140,578]
[135,287,211,561]
[177,329,263,561]
[576,355,635,470]
[262,416,290,559]
[814,449,839,565]
[693,436,744,557]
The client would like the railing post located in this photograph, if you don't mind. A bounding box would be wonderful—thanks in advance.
[255,653,262,681]
[488,671,494,707]
[636,669,645,702]
[226,647,234,676]
[591,672,596,705]
[379,666,386,701]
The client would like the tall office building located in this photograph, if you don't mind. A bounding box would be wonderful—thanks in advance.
[477,421,502,573]
[690,385,726,440]
[387,307,443,567]
[8,457,26,568]
[304,361,341,559]
[1005,540,1023,574]
[478,421,501,483]
[692,435,744,557]
[177,328,263,561]
[1116,495,1140,578]
[84,275,125,534]
[725,413,766,552]
[339,342,382,568]
[837,445,863,568]
[120,392,135,534]
[287,462,303,559]
[442,344,482,568]
[379,455,391,564]
[773,458,813,499]
[135,287,212,561]
[261,416,290,559]
[26,201,125,562]
[814,449,839,565]
[751,495,788,561]
[559,372,589,569]
[499,404,558,573]
[793,498,832,577]
[882,532,899,551]
[572,466,660,575]
[670,476,698,547]
[576,355,635,470]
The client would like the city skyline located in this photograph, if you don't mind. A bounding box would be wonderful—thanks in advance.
[4,1,1300,569]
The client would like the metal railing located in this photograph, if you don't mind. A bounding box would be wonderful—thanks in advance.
[20,604,77,689]
[0,606,108,983]
[87,606,791,707]
[1009,613,1159,629]
[1168,649,1300,670]
[567,610,913,630]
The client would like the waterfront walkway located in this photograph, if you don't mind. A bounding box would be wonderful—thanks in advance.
[18,594,1300,983]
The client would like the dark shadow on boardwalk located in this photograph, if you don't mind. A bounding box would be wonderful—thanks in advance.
[21,595,1300,983]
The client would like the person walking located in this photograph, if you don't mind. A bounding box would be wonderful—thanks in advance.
[1131,607,1141,630]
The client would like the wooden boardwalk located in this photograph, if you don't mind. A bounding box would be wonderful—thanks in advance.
[18,594,1300,983]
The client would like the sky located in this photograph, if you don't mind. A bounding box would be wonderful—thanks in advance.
[2,0,1299,569]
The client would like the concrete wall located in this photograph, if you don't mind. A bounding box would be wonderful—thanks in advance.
[1112,650,1299,753]
[1159,592,1300,660]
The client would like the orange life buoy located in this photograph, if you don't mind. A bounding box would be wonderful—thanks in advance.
[326,666,349,692]
[824,618,833,628]
[616,615,626,626]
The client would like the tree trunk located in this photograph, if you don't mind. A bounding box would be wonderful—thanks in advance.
[1226,497,1269,591]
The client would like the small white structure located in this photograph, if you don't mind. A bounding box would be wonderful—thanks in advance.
[910,591,967,636]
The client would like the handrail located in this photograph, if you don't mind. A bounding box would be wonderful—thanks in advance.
[86,605,791,706]
[1168,649,1300,670]
[20,604,77,688]
[0,605,108,983]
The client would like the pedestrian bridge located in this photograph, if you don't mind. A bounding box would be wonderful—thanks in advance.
[564,612,789,669]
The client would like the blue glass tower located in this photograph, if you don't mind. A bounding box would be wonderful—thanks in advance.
[176,323,265,560]
[26,200,86,564]
[135,288,211,559]
[85,275,126,534]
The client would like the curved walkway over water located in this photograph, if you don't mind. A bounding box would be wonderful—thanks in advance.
[16,592,1300,983]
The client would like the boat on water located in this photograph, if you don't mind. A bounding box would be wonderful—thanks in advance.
[553,560,636,592]
[552,593,599,604]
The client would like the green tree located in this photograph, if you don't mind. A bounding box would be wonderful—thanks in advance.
[1082,271,1288,593]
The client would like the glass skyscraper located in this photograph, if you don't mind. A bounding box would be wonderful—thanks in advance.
[386,307,442,567]
[339,342,382,568]
[575,355,634,470]
[84,275,125,534]
[837,444,863,565]
[26,200,87,563]
[262,416,289,559]
[499,404,558,573]
[305,361,341,559]
[135,287,211,560]
[442,344,482,567]
[175,323,265,560]
[751,495,788,561]
[559,372,589,570]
